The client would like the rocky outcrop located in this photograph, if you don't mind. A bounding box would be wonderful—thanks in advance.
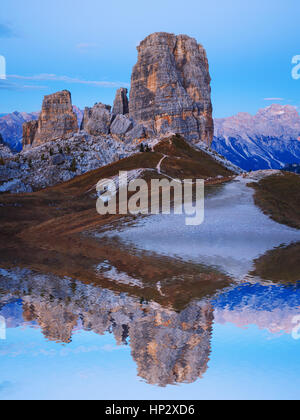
[0,131,138,192]
[0,142,13,160]
[125,124,146,143]
[1,108,82,153]
[81,103,111,135]
[110,114,133,136]
[23,120,38,149]
[29,90,78,147]
[112,88,129,115]
[129,32,213,145]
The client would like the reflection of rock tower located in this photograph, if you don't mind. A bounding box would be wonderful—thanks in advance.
[0,269,213,385]
[22,299,78,344]
[130,301,214,386]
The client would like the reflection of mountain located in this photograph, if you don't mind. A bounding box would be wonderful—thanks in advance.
[1,250,300,386]
[0,268,213,386]
[214,282,300,334]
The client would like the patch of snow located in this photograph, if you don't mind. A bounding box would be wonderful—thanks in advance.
[96,261,144,288]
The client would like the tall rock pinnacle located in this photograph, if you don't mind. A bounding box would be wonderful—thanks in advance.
[129,32,213,145]
[112,88,129,115]
[23,90,78,148]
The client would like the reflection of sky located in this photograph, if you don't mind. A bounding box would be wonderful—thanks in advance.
[1,321,300,400]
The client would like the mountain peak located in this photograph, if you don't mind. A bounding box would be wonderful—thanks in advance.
[213,104,300,171]
[258,104,299,118]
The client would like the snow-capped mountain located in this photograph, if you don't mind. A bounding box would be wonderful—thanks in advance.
[212,104,300,171]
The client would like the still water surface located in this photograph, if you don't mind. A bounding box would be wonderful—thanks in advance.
[0,180,299,400]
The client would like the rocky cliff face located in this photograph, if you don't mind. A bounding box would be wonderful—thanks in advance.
[23,120,38,149]
[80,103,111,136]
[212,104,300,170]
[1,107,82,153]
[129,32,213,145]
[112,88,129,116]
[28,90,78,147]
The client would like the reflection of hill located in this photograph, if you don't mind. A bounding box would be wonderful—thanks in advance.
[0,235,231,311]
[251,242,300,283]
[0,268,213,386]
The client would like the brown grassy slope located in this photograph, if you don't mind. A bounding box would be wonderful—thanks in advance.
[248,172,300,229]
[154,134,233,179]
[0,135,234,240]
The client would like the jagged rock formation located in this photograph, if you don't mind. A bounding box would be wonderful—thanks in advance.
[112,88,129,115]
[1,107,82,153]
[129,32,213,145]
[212,104,300,171]
[25,90,78,148]
[23,120,38,149]
[81,103,111,135]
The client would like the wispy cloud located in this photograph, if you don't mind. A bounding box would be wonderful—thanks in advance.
[0,79,47,91]
[263,97,284,101]
[8,73,130,88]
[0,23,14,38]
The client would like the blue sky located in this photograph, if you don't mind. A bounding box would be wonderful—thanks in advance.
[0,0,299,117]
[1,322,300,400]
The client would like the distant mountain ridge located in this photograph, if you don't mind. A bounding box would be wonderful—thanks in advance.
[212,104,300,171]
